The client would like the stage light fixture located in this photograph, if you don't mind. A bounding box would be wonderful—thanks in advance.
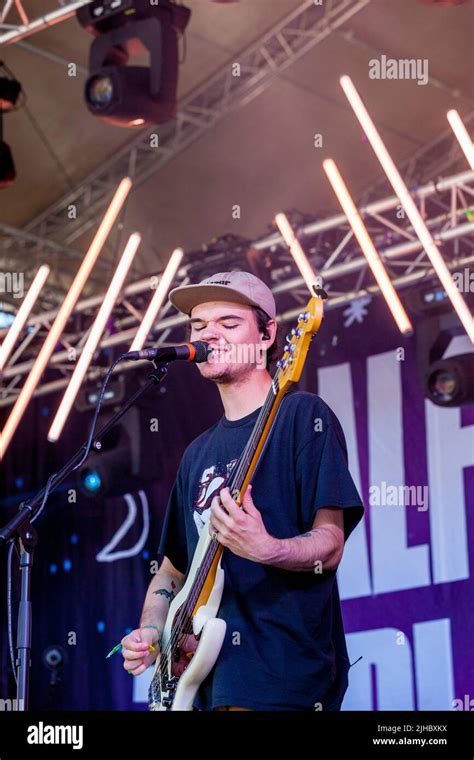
[0,76,21,110]
[0,67,22,187]
[80,468,103,496]
[77,0,191,128]
[413,294,474,407]
[425,354,474,407]
[0,303,15,329]
[0,134,15,187]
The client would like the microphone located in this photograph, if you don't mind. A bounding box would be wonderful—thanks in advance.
[123,341,211,363]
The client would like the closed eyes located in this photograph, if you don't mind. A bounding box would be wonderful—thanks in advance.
[193,324,238,331]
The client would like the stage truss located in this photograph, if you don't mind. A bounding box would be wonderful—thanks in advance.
[1,168,473,408]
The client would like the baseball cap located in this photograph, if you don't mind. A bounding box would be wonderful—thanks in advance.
[168,271,276,320]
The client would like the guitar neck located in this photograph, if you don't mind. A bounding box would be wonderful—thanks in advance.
[226,377,289,502]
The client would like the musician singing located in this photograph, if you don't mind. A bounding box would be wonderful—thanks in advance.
[120,271,364,711]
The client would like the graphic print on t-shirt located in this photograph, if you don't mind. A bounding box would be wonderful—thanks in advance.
[193,458,238,533]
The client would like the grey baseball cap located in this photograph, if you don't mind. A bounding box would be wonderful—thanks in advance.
[168,271,276,320]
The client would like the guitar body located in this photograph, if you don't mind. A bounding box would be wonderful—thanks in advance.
[149,526,227,711]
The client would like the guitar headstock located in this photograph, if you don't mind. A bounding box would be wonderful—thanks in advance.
[275,295,324,391]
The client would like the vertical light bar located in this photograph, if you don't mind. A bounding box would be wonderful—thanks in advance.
[447,110,474,170]
[47,233,141,442]
[0,265,50,371]
[323,159,413,335]
[0,177,132,458]
[129,248,184,351]
[340,76,474,343]
[274,213,319,293]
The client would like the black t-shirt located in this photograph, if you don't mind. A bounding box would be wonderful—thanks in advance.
[157,390,364,711]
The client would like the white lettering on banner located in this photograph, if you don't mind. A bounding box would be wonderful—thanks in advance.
[425,401,472,584]
[368,351,430,593]
[318,363,372,599]
[414,619,455,710]
[320,352,472,596]
[343,619,454,710]
[343,627,415,710]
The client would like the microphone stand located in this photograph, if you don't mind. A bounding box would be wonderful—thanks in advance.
[0,359,169,711]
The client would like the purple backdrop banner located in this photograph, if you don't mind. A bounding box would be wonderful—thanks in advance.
[314,297,473,711]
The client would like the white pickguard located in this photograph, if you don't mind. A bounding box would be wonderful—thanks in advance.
[148,527,227,711]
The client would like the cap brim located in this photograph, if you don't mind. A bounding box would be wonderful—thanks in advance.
[169,284,260,317]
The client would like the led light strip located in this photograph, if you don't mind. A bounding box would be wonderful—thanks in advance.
[447,109,474,170]
[129,248,184,351]
[274,213,319,293]
[0,265,50,371]
[340,76,474,343]
[47,233,141,442]
[0,177,132,458]
[323,159,413,335]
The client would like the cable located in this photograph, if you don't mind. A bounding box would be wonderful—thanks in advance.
[7,539,19,687]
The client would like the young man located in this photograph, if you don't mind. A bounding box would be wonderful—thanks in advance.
[121,271,364,711]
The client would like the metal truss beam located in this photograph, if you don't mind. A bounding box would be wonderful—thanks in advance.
[0,0,371,283]
[1,250,471,408]
[360,111,474,206]
[0,1,89,44]
[1,169,472,407]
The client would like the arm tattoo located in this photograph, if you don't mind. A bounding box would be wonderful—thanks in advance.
[153,579,177,603]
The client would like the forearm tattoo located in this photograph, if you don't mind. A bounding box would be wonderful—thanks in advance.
[153,579,177,603]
